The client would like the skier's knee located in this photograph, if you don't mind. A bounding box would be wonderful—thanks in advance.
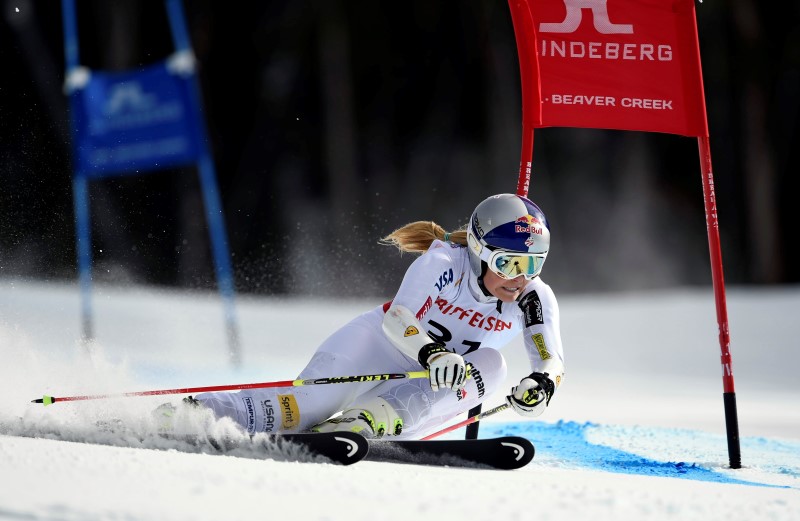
[464,349,507,400]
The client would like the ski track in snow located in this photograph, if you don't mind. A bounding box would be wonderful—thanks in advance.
[3,416,797,488]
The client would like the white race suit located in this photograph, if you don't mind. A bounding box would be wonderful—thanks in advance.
[196,240,564,439]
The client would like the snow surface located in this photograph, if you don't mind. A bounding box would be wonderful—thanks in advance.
[1,278,798,520]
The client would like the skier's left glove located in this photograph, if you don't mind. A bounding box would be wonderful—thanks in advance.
[505,372,556,417]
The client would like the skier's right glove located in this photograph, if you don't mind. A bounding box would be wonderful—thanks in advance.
[505,372,556,417]
[418,343,467,392]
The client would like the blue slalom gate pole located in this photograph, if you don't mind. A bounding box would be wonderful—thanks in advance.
[62,0,242,366]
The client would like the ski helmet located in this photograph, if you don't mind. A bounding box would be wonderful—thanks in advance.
[466,193,551,279]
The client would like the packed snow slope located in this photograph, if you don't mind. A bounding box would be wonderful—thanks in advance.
[1,279,798,521]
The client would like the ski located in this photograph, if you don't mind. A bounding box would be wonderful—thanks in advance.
[365,435,534,470]
[95,415,531,468]
[93,418,369,465]
[186,431,370,466]
[256,432,369,466]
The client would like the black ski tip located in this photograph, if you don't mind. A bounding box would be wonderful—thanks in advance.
[271,431,369,465]
[496,435,535,469]
[366,435,535,470]
[324,431,370,465]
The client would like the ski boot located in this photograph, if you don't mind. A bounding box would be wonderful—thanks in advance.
[312,396,403,438]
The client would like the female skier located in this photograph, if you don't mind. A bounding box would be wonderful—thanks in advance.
[194,193,564,440]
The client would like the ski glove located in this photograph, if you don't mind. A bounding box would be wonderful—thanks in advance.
[506,372,556,417]
[418,343,467,392]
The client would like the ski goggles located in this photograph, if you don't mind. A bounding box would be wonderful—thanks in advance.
[484,249,546,280]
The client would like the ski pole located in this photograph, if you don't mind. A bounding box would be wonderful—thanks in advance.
[421,402,510,440]
[31,370,430,406]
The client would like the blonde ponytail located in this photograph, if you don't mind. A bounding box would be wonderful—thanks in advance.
[380,221,467,254]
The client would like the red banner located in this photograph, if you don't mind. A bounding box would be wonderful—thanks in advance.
[521,0,708,137]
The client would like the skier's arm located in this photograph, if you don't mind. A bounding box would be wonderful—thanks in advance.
[381,247,466,392]
[506,284,565,417]
[382,305,466,391]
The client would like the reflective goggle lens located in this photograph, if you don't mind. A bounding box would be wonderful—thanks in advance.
[491,253,545,280]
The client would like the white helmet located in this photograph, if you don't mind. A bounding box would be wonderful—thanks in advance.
[466,194,551,280]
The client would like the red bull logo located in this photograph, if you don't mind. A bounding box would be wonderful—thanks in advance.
[514,214,543,235]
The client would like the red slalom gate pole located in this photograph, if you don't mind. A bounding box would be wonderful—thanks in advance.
[31,370,429,406]
[507,0,540,198]
[697,136,741,469]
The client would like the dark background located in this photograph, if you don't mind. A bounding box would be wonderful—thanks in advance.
[1,0,798,298]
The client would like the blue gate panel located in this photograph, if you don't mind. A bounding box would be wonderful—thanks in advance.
[71,60,203,178]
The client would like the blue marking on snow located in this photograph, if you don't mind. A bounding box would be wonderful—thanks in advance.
[479,420,795,488]
[740,435,800,482]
